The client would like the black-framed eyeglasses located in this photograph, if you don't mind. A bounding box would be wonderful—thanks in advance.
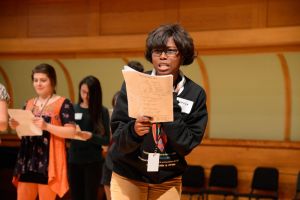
[152,49,179,57]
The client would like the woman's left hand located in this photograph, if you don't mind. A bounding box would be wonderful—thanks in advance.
[32,117,48,130]
[75,131,92,140]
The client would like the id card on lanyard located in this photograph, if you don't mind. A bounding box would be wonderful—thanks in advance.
[147,123,161,172]
[147,153,160,172]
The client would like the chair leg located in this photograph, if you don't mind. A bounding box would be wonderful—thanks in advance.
[200,194,204,200]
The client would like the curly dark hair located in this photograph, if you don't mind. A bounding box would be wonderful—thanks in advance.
[145,24,196,65]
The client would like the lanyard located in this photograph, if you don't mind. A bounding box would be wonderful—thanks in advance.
[32,94,53,117]
[154,123,161,154]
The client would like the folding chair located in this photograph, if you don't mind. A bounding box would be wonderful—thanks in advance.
[204,164,238,200]
[294,171,300,200]
[236,166,279,200]
[182,165,206,200]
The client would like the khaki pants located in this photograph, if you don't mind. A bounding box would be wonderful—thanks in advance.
[17,182,56,200]
[110,172,182,200]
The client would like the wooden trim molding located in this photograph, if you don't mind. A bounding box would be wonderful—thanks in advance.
[202,138,300,150]
[53,59,75,102]
[197,57,210,138]
[277,54,292,141]
[0,66,13,108]
[1,133,299,149]
[0,26,299,58]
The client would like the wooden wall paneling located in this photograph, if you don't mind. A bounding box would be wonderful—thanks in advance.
[28,0,89,37]
[179,0,268,31]
[0,0,19,38]
[1,133,299,198]
[186,140,300,198]
[267,0,300,27]
[252,0,268,28]
[164,0,180,25]
[1,0,300,39]
[87,0,100,36]
[16,0,29,38]
[99,0,179,35]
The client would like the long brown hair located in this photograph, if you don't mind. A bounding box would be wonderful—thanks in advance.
[78,76,104,135]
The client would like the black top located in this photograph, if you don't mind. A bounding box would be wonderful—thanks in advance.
[14,99,75,184]
[68,104,110,164]
[109,72,208,184]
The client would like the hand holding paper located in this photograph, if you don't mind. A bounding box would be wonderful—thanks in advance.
[134,116,152,136]
[8,117,19,129]
[8,109,42,137]
[32,117,48,130]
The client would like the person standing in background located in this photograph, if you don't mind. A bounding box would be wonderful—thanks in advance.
[109,24,208,200]
[0,83,10,131]
[126,60,145,72]
[101,90,120,200]
[9,63,76,200]
[68,75,110,200]
[101,60,145,200]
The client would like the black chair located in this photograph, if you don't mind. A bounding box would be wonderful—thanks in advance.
[182,165,206,200]
[236,166,279,200]
[294,171,300,200]
[204,164,238,200]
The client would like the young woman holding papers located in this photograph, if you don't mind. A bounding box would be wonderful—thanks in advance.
[68,75,110,200]
[109,24,208,200]
[9,63,76,200]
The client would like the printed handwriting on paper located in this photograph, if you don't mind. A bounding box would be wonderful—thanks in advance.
[122,68,173,123]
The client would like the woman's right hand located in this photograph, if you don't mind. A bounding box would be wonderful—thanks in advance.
[9,118,19,130]
[134,116,152,136]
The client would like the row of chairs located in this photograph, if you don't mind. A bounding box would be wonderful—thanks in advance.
[182,164,300,200]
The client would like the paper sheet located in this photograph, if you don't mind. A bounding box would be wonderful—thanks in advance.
[122,66,173,122]
[8,109,42,137]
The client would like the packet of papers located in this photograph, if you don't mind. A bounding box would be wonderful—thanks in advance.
[122,66,173,122]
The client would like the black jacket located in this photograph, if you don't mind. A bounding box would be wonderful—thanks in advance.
[109,74,208,183]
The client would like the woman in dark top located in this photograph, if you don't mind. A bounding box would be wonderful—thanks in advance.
[68,75,110,200]
[9,63,76,200]
[109,24,208,200]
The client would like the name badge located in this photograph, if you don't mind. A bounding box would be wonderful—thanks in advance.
[75,113,83,120]
[177,97,193,114]
[147,153,160,172]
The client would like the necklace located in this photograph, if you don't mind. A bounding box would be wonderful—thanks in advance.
[32,94,53,117]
